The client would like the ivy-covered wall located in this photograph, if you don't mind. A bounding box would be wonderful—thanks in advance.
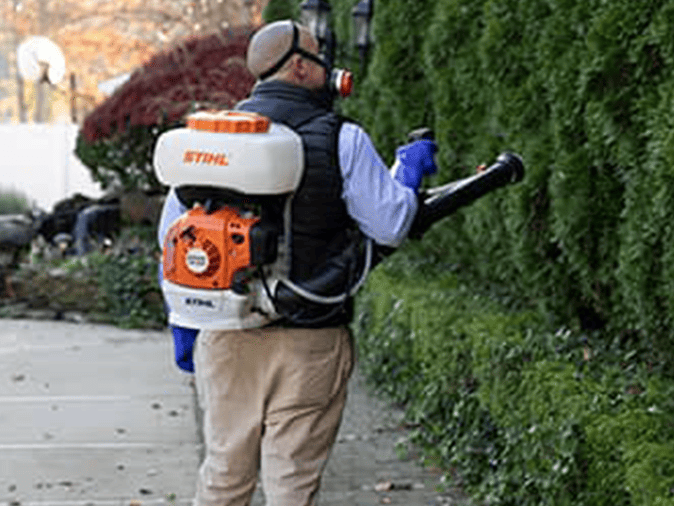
[330,0,674,357]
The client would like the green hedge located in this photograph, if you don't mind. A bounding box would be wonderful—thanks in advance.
[323,0,674,502]
[354,253,674,505]
[330,0,674,361]
[262,0,300,22]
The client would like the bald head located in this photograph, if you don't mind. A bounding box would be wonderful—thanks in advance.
[247,20,322,85]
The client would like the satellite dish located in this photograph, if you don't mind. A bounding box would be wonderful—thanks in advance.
[17,36,66,85]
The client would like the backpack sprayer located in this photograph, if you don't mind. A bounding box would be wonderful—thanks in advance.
[155,111,300,329]
[153,111,524,331]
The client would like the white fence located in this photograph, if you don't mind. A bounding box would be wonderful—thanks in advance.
[0,123,104,212]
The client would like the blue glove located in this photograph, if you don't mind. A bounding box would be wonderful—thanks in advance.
[393,139,438,192]
[171,325,199,373]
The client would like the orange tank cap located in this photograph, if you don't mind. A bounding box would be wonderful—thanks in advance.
[186,110,271,133]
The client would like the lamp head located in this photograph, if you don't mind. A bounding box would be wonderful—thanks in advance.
[352,0,374,50]
[300,0,332,45]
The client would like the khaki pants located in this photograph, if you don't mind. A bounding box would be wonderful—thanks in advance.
[193,325,354,506]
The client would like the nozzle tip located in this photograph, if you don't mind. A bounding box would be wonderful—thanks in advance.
[497,152,525,183]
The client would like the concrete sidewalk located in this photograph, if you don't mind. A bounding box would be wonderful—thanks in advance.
[0,319,199,506]
[0,319,470,506]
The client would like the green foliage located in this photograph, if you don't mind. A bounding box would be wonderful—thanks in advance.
[90,227,165,329]
[0,188,33,214]
[2,224,165,329]
[330,0,674,365]
[75,124,177,192]
[354,258,674,505]
[338,0,436,163]
[262,0,300,23]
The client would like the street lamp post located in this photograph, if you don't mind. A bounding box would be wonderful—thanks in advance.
[300,0,332,46]
[352,0,374,72]
[300,0,335,69]
[299,0,374,74]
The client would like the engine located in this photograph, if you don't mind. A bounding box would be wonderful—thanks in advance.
[162,204,273,291]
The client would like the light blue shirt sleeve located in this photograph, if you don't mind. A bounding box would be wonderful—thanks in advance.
[338,122,418,247]
[157,187,186,248]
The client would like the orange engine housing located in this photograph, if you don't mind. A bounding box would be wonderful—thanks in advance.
[163,205,259,290]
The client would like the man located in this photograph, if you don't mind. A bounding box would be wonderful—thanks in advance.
[157,19,436,506]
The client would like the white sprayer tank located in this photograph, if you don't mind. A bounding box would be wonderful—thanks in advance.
[154,110,304,194]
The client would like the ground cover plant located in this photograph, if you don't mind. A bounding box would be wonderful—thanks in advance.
[354,243,674,505]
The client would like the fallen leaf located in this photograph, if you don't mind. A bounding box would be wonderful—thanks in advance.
[583,346,592,361]
[375,481,393,492]
[375,480,413,492]
[626,385,643,395]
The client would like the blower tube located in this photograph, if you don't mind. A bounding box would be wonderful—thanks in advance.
[408,152,524,239]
